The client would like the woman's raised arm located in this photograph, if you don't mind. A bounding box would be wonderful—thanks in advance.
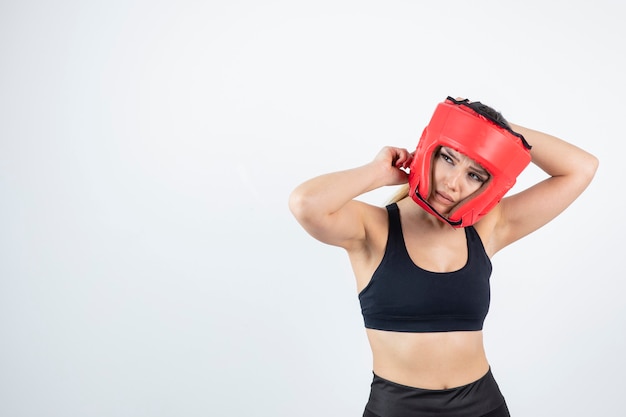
[488,123,599,252]
[288,146,412,249]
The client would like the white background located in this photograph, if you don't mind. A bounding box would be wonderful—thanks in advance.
[1,1,624,416]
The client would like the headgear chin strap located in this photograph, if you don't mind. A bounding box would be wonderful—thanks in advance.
[408,96,532,228]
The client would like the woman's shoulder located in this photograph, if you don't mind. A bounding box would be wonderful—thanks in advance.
[344,201,391,275]
[473,203,503,257]
[357,200,391,233]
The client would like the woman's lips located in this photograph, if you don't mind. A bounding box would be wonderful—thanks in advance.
[434,191,455,205]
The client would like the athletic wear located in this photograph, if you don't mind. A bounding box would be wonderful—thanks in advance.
[358,203,492,332]
[363,368,510,417]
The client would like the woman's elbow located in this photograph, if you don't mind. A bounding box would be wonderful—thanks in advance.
[574,152,599,190]
[288,187,314,222]
[583,152,600,182]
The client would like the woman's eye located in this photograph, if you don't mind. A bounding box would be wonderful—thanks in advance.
[469,172,486,183]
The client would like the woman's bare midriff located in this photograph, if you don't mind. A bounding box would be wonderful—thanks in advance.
[366,328,490,390]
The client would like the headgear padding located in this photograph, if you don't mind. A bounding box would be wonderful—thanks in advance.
[408,97,532,227]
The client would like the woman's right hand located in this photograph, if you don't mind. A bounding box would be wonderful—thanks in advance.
[371,146,413,187]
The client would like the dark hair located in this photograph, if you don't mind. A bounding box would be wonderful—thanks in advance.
[447,96,531,149]
[466,101,511,129]
[446,96,510,129]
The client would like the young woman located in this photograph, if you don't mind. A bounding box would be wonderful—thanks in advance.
[288,97,598,417]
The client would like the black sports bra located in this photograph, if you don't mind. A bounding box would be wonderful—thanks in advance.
[358,203,492,332]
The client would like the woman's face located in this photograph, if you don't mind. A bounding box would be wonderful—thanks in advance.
[429,146,490,215]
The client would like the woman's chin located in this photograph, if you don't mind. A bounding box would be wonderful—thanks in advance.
[426,200,453,217]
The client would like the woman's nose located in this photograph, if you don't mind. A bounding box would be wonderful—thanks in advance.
[444,171,462,190]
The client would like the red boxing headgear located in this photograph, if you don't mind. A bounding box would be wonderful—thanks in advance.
[408,97,532,228]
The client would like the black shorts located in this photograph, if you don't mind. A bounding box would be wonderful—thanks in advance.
[363,368,510,417]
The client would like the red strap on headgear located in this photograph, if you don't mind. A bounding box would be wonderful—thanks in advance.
[408,97,532,227]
